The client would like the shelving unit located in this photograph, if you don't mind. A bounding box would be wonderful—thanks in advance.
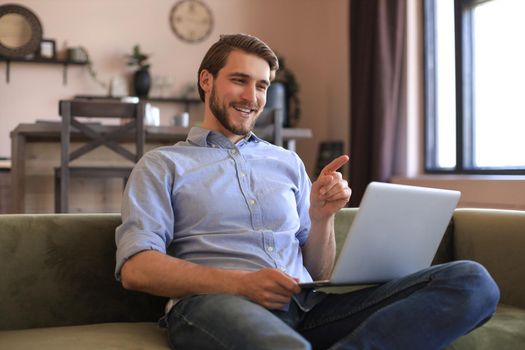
[0,56,87,85]
[74,95,202,112]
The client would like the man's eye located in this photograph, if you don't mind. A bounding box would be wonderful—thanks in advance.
[257,85,268,92]
[232,78,245,84]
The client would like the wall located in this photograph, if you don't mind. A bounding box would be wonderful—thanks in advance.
[0,0,350,176]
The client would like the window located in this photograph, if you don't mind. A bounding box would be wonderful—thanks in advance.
[424,0,525,174]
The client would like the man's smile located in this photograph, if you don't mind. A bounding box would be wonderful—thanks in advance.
[231,103,259,117]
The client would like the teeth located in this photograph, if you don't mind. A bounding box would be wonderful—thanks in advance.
[234,106,252,113]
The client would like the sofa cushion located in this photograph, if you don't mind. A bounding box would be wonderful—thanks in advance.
[447,304,525,349]
[0,322,169,350]
[1,305,522,349]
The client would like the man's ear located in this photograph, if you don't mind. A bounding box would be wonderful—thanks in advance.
[199,70,213,95]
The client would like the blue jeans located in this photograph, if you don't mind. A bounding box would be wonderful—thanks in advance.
[163,261,499,349]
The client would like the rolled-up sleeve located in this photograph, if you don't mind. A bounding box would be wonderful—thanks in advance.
[115,150,175,280]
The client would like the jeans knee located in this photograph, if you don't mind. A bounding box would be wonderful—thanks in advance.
[448,260,500,314]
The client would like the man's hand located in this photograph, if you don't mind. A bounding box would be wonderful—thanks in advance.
[310,155,352,222]
[236,268,301,309]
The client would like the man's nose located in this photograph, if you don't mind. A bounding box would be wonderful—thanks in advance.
[240,84,257,103]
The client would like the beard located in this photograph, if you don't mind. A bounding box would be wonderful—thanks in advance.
[209,85,260,137]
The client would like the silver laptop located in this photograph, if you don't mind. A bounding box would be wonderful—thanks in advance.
[300,182,460,288]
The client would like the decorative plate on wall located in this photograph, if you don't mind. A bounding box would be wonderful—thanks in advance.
[0,4,42,58]
[169,0,213,43]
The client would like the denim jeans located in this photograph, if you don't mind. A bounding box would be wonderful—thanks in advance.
[163,260,500,350]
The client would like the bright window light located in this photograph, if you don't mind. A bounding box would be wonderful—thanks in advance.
[434,0,456,168]
[472,0,525,167]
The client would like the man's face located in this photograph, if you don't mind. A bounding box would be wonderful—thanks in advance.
[203,50,271,139]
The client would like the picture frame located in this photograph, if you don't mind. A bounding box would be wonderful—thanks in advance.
[38,39,56,59]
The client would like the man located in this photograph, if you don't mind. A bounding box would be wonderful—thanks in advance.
[116,34,499,349]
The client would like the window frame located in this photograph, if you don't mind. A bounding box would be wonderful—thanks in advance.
[423,0,525,175]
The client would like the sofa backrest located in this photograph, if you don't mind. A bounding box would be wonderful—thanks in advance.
[0,214,166,331]
[3,208,520,331]
[452,209,525,309]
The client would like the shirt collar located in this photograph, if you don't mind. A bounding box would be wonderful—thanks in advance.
[187,127,261,148]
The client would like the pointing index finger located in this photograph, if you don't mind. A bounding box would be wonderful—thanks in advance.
[321,155,349,176]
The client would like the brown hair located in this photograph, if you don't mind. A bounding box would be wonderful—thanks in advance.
[197,34,279,101]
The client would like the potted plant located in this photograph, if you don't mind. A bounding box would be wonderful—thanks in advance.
[126,44,151,97]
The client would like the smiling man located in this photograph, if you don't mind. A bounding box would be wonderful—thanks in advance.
[115,34,499,349]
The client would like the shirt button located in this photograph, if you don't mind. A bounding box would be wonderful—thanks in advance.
[240,172,246,177]
[249,199,256,205]
[267,246,274,252]
[230,149,238,155]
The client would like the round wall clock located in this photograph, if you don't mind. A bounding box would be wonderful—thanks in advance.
[169,0,213,43]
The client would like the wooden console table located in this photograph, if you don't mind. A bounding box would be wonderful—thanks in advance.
[10,122,312,213]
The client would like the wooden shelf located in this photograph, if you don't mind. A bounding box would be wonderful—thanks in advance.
[74,95,202,112]
[0,56,87,84]
[0,56,87,65]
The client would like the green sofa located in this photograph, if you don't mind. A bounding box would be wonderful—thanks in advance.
[0,208,524,349]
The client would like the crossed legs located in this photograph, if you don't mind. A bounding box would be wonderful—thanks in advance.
[165,261,499,350]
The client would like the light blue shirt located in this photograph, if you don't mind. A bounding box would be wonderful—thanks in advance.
[115,127,314,285]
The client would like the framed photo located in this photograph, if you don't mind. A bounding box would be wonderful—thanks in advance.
[38,39,56,59]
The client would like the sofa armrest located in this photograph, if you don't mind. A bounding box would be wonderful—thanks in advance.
[452,208,525,309]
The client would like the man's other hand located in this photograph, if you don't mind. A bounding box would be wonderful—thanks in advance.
[310,155,351,221]
[236,268,301,309]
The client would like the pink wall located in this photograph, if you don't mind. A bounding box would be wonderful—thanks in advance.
[0,0,349,175]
